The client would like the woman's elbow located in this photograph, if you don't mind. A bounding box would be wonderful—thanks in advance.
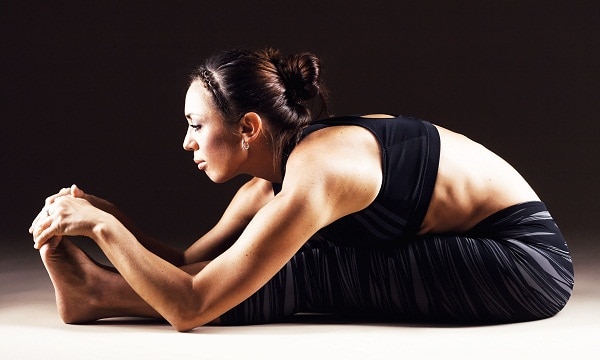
[165,300,216,332]
[171,319,198,332]
[167,311,206,332]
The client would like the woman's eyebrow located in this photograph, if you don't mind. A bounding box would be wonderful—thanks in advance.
[185,113,201,121]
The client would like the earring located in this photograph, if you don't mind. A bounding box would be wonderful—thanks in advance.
[242,140,250,150]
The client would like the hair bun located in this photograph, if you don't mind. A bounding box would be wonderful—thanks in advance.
[272,51,322,103]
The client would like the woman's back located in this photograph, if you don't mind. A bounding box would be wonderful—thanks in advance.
[292,115,541,238]
[421,125,541,234]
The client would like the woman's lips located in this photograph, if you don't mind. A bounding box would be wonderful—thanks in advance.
[194,159,206,171]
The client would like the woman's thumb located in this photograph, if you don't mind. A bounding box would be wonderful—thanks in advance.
[70,184,85,197]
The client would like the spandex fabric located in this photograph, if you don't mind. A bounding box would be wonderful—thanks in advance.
[220,202,574,324]
[273,115,440,246]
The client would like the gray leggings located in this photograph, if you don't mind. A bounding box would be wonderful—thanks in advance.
[220,202,574,325]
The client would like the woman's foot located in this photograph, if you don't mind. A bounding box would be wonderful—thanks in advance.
[39,238,158,323]
[39,238,108,323]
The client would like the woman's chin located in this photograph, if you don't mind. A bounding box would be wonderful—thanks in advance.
[204,171,233,184]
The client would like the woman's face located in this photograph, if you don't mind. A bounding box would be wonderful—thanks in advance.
[183,82,244,183]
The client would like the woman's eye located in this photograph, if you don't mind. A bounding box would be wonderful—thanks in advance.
[189,124,201,132]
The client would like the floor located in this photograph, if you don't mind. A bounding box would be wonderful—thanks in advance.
[1,237,598,359]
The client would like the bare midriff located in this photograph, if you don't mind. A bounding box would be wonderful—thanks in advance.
[418,125,540,235]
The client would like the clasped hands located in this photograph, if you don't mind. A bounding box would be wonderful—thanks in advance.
[29,184,108,250]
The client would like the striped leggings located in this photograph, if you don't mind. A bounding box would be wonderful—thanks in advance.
[220,202,574,325]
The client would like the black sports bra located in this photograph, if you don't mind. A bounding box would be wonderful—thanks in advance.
[273,115,440,247]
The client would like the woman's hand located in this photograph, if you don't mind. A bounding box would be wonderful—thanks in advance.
[69,185,123,218]
[53,184,121,217]
[30,184,185,264]
[30,184,123,233]
[31,195,110,250]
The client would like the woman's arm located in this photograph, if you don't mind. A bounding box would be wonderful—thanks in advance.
[87,189,326,330]
[31,176,272,267]
[30,185,184,265]
[30,184,329,330]
[31,126,382,331]
[182,177,274,264]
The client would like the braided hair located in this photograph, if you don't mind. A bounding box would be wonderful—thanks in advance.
[190,48,330,170]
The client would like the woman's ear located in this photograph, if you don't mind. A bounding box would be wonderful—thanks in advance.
[239,112,263,144]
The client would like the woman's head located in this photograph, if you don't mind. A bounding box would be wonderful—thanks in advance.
[189,48,330,170]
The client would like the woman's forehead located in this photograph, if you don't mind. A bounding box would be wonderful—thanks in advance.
[184,83,213,114]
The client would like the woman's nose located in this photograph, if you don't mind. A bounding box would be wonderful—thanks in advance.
[182,130,198,151]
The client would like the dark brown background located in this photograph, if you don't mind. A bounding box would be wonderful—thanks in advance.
[1,1,598,252]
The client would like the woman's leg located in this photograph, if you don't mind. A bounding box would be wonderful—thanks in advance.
[43,203,573,326]
[220,202,574,325]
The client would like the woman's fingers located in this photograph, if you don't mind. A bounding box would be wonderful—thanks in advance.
[34,227,61,250]
[29,211,42,234]
[32,197,70,249]
[32,207,59,249]
[45,187,71,206]
[32,195,98,249]
[70,184,85,197]
[29,185,83,233]
[29,204,54,234]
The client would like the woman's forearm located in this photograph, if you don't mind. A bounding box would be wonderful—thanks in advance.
[133,231,185,266]
[69,189,184,265]
[91,216,206,330]
[109,209,184,266]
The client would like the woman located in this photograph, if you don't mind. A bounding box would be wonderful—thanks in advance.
[30,49,574,331]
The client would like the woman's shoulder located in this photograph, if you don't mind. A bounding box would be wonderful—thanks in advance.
[279,127,384,219]
[284,122,384,190]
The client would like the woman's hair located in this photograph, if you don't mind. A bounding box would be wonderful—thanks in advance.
[190,48,330,170]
